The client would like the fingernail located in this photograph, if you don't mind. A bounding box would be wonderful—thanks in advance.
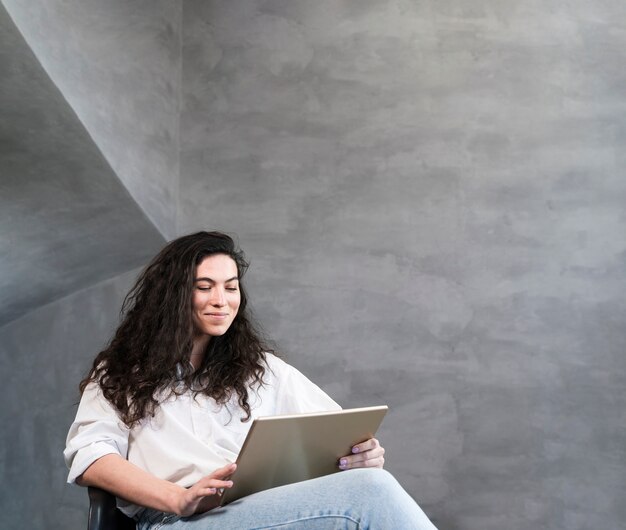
[339,458,347,466]
[352,447,360,453]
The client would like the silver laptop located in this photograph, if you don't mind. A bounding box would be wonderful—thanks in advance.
[220,405,388,506]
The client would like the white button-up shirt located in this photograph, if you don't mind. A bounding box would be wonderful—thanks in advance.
[64,354,340,516]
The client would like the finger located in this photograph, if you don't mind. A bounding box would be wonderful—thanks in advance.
[341,450,383,466]
[194,486,218,497]
[339,455,385,470]
[360,456,384,468]
[207,479,234,489]
[340,446,385,465]
[209,462,237,479]
[338,447,385,469]
[194,476,235,492]
[351,438,379,455]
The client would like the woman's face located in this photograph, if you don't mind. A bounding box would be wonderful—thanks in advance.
[191,254,241,338]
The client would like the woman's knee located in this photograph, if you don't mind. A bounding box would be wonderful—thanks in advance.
[343,467,395,484]
[335,469,435,529]
[339,468,401,497]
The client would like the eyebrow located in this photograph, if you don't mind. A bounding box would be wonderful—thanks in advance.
[194,276,239,283]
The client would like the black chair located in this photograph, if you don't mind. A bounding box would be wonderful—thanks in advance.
[87,487,136,530]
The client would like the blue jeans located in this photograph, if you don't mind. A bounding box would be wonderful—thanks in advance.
[136,469,438,530]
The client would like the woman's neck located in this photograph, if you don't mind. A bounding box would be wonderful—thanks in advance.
[190,335,210,369]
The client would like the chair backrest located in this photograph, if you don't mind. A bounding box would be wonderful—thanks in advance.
[87,487,136,530]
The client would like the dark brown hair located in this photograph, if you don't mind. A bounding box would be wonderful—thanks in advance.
[80,231,270,428]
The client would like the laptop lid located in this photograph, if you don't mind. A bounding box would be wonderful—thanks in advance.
[220,405,388,506]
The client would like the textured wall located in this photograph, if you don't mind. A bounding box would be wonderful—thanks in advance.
[0,270,138,530]
[0,1,169,526]
[180,2,626,529]
[1,0,181,238]
[0,3,165,326]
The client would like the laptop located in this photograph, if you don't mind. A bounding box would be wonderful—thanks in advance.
[220,405,388,505]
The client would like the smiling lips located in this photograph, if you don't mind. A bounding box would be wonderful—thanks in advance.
[205,312,229,319]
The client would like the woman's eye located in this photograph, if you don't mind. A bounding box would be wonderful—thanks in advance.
[197,286,211,291]
[226,287,238,292]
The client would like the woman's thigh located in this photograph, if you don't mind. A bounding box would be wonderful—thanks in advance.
[137,469,437,530]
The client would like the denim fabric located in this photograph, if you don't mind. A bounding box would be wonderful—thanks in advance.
[136,469,437,530]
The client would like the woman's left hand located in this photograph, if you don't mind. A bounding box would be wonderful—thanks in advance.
[338,438,385,470]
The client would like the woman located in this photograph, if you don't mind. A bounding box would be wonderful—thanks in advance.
[65,231,438,529]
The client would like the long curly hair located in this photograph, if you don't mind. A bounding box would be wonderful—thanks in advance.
[80,231,271,428]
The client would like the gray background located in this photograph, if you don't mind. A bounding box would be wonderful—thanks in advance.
[1,1,625,529]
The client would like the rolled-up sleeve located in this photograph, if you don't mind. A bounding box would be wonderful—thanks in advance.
[64,382,130,483]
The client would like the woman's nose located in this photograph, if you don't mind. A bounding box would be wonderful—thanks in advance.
[210,287,226,306]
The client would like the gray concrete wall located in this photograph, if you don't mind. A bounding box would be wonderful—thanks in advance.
[0,269,139,529]
[180,2,626,529]
[1,0,182,238]
[0,1,625,529]
[0,2,165,326]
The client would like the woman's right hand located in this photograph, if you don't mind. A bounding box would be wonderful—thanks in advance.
[176,462,236,516]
